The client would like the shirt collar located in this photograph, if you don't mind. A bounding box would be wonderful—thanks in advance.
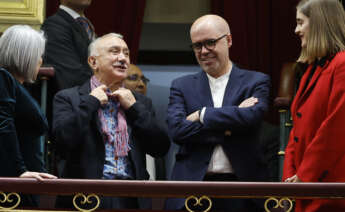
[206,67,232,83]
[60,5,81,19]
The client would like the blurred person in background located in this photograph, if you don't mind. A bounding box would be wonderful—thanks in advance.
[124,64,149,95]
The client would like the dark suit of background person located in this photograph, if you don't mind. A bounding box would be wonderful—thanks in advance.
[41,0,94,92]
[0,25,56,207]
[40,0,94,175]
[165,15,270,211]
[52,34,170,210]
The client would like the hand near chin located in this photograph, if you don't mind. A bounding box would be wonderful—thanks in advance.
[20,171,57,181]
[90,85,108,105]
[112,88,136,110]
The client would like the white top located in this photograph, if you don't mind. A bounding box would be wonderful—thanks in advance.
[200,68,234,174]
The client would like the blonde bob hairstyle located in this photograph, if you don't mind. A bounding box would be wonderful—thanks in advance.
[0,25,45,83]
[297,0,345,63]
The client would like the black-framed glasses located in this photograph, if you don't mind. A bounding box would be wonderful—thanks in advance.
[126,74,150,84]
[190,34,228,52]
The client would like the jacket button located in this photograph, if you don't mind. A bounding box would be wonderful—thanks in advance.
[297,112,302,118]
[224,130,232,136]
[318,170,329,182]
[294,137,298,142]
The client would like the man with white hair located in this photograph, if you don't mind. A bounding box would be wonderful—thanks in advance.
[52,33,170,209]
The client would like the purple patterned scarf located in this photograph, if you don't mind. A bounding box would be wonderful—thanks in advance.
[90,76,130,157]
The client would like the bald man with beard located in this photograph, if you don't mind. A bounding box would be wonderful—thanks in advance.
[165,15,271,211]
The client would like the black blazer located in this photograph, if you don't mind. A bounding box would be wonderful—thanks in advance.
[52,81,170,209]
[41,9,93,91]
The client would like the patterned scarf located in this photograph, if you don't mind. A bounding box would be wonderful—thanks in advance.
[90,76,131,157]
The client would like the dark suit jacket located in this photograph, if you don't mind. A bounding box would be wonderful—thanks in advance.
[52,80,170,209]
[165,65,270,210]
[0,68,48,206]
[41,8,92,91]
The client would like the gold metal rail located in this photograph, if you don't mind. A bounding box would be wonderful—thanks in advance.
[0,178,345,211]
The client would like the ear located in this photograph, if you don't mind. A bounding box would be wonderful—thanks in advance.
[88,56,97,70]
[227,34,232,48]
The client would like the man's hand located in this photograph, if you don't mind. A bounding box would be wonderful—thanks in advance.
[238,97,258,108]
[186,110,200,122]
[90,85,108,105]
[112,88,136,110]
[285,174,301,183]
[20,171,57,181]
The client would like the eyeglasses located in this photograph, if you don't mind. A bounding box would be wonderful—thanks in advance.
[126,74,150,84]
[190,34,228,52]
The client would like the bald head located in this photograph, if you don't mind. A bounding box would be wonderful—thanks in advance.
[189,14,232,78]
[190,15,230,37]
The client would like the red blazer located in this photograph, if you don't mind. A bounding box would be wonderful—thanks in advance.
[283,51,345,212]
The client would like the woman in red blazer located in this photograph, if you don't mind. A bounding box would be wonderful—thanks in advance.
[283,0,345,211]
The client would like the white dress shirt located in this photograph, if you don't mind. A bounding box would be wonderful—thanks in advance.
[200,68,234,174]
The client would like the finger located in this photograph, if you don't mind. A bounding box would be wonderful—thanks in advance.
[285,176,294,182]
[99,85,107,91]
[39,173,57,179]
[112,90,120,95]
[246,97,255,101]
[34,173,44,181]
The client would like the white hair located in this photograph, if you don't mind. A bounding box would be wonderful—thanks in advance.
[88,33,124,57]
[0,25,45,83]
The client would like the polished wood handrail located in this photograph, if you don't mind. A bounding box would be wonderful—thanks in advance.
[38,66,55,79]
[0,178,345,199]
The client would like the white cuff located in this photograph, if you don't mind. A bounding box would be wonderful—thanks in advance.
[200,107,206,124]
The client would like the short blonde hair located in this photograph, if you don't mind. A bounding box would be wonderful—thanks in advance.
[297,0,345,63]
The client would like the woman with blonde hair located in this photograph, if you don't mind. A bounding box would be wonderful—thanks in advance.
[283,0,345,211]
[0,25,56,206]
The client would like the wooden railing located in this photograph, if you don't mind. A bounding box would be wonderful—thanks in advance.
[1,178,345,212]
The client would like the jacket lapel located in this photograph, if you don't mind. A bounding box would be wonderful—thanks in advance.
[196,71,214,107]
[78,80,102,134]
[222,65,243,106]
[57,9,90,58]
[57,9,89,41]
[295,59,331,109]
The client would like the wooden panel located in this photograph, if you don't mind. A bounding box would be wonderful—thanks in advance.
[0,0,45,32]
[144,0,210,23]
